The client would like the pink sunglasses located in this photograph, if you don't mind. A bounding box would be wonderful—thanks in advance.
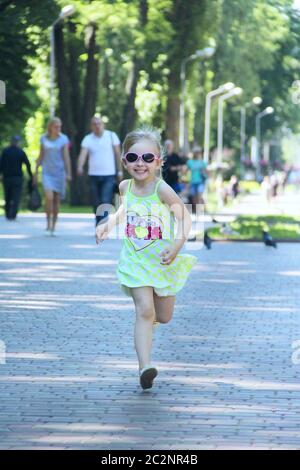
[123,152,160,164]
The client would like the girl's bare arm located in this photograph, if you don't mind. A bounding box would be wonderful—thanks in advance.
[158,181,192,253]
[95,180,129,243]
[106,179,129,228]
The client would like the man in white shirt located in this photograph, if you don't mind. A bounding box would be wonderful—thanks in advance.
[77,116,122,225]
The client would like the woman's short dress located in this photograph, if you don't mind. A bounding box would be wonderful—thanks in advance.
[41,133,69,199]
[117,178,197,297]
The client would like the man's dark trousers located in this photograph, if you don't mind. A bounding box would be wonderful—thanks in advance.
[89,175,116,225]
[3,176,23,220]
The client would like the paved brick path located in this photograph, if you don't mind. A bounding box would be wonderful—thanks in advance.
[0,214,300,450]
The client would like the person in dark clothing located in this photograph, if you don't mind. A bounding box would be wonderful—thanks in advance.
[229,175,240,199]
[0,136,32,220]
[162,139,185,193]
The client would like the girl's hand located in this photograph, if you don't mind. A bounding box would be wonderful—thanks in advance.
[95,223,109,244]
[66,173,72,182]
[159,245,179,265]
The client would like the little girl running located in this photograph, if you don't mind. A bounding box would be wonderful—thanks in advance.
[96,128,197,390]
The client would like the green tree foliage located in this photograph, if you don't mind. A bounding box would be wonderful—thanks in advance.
[209,0,300,153]
[0,0,59,141]
[1,0,300,203]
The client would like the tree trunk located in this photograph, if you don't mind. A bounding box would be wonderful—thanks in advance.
[73,23,100,206]
[120,59,139,141]
[68,22,82,146]
[55,21,100,206]
[81,23,99,136]
[55,23,72,134]
[193,63,207,148]
[55,23,79,204]
[119,0,148,140]
[67,22,83,205]
[165,0,209,151]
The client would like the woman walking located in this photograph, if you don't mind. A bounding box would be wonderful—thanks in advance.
[34,117,72,236]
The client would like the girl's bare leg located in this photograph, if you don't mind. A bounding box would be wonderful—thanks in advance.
[52,191,60,232]
[153,293,176,324]
[44,190,54,230]
[131,286,156,371]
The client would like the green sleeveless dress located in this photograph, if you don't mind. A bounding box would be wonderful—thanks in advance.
[117,178,197,297]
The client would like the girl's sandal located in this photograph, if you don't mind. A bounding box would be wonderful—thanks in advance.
[139,366,158,390]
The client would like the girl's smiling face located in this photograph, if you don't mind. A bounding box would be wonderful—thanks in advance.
[123,139,162,181]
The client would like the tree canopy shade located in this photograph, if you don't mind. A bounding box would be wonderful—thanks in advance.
[1,0,300,203]
[0,0,59,138]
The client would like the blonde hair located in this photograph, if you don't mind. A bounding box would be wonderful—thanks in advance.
[122,126,165,159]
[47,117,62,135]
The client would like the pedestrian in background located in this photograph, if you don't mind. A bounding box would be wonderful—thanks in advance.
[186,146,208,210]
[162,139,185,194]
[0,135,32,220]
[229,175,240,200]
[261,175,272,203]
[34,117,72,236]
[77,116,122,225]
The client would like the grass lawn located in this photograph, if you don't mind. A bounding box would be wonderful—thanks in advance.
[239,181,260,193]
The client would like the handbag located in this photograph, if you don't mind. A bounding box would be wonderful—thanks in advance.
[28,184,42,211]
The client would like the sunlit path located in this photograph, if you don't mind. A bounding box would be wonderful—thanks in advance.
[0,214,300,450]
[221,188,300,217]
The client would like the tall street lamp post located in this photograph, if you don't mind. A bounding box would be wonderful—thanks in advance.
[179,46,215,152]
[240,96,262,163]
[203,82,235,163]
[217,87,243,166]
[255,106,274,180]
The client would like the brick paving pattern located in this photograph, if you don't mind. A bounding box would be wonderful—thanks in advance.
[0,214,299,450]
